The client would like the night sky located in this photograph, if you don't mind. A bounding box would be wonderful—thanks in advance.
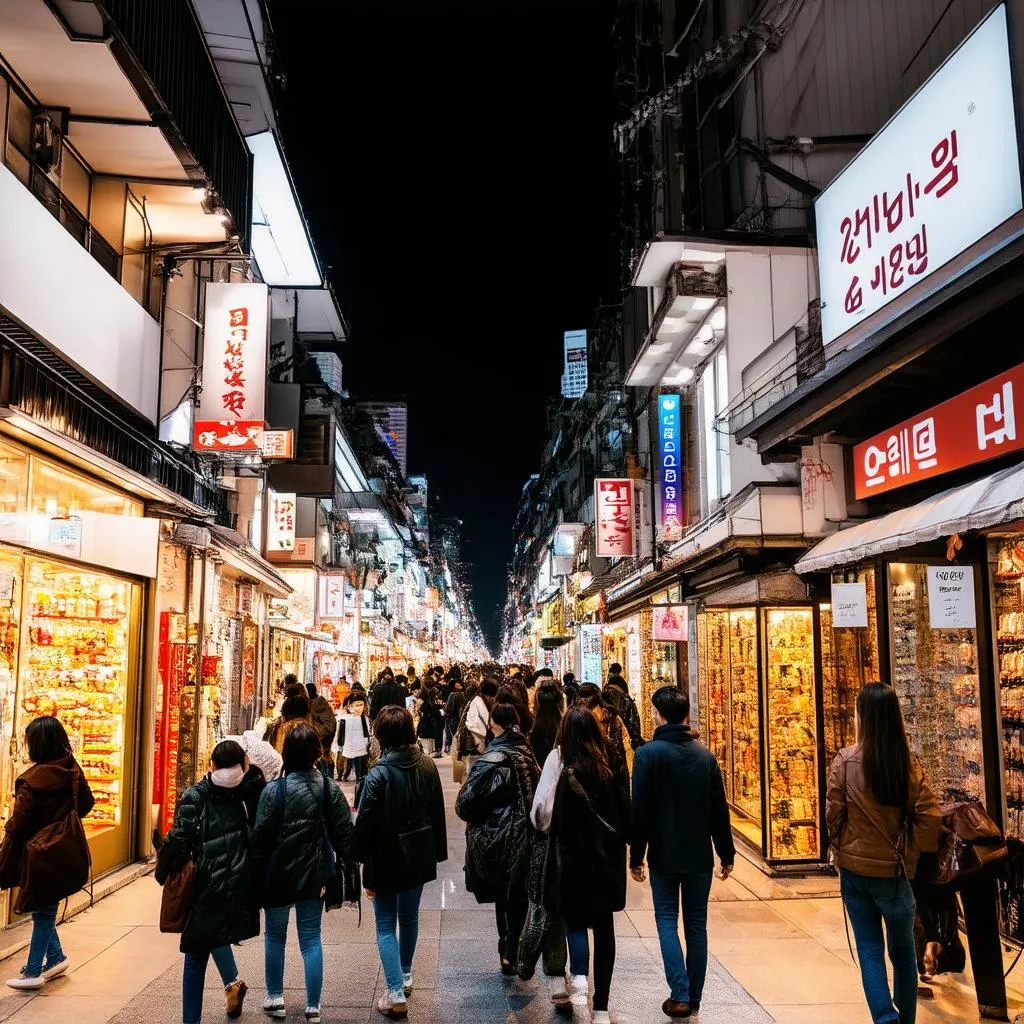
[271,0,616,650]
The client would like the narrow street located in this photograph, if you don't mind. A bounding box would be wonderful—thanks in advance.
[0,761,1010,1024]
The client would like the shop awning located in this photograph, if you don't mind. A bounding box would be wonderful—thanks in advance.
[209,525,292,597]
[795,462,1024,574]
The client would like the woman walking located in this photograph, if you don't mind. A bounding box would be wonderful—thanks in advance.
[463,678,498,770]
[0,716,94,991]
[456,698,540,976]
[156,739,264,1023]
[529,680,565,768]
[253,723,354,1023]
[355,706,447,1020]
[534,707,631,1024]
[826,682,943,1024]
[416,683,444,757]
[443,679,466,754]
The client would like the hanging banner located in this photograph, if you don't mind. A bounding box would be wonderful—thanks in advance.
[266,491,296,552]
[831,582,869,627]
[653,604,688,642]
[195,282,269,449]
[927,565,977,628]
[580,624,603,683]
[594,478,635,557]
[657,394,683,541]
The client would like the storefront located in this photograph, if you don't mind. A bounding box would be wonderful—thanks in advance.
[650,587,687,687]
[270,626,307,687]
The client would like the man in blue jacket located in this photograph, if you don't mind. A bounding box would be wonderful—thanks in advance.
[630,686,735,1020]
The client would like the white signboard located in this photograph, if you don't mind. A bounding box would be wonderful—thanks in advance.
[318,575,346,620]
[927,565,977,628]
[561,330,588,399]
[266,491,296,552]
[831,582,869,628]
[580,624,603,684]
[815,5,1022,346]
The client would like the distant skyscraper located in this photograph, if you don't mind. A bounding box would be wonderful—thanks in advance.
[358,401,408,476]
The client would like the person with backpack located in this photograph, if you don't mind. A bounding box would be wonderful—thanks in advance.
[306,683,338,778]
[252,724,355,1023]
[416,683,445,757]
[827,682,943,1024]
[337,690,371,782]
[0,716,94,991]
[155,738,265,1023]
[443,680,466,754]
[355,706,447,1020]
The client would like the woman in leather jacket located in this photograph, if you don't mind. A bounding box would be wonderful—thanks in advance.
[354,706,447,1020]
[455,700,540,976]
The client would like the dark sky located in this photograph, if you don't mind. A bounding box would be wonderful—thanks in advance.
[271,0,616,651]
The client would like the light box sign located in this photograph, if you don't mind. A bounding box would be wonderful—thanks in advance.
[195,282,269,450]
[319,575,346,619]
[815,4,1022,346]
[562,330,588,399]
[594,478,635,557]
[657,394,683,541]
[266,491,296,552]
[853,360,1024,498]
[580,624,603,683]
[653,604,688,642]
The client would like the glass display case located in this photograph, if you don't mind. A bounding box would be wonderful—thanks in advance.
[729,610,760,829]
[762,608,819,861]
[888,562,984,804]
[993,538,1024,840]
[703,610,731,800]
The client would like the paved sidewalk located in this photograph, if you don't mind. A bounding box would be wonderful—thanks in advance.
[0,757,1014,1022]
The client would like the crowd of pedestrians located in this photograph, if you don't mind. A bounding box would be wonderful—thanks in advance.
[0,660,970,1024]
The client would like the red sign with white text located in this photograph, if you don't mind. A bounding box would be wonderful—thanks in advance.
[193,420,263,452]
[595,478,635,557]
[853,361,1024,499]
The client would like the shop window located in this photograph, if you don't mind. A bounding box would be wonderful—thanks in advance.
[700,347,731,508]
[995,538,1024,842]
[30,458,142,520]
[0,443,29,539]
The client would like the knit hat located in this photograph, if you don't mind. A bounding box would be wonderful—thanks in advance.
[237,730,283,781]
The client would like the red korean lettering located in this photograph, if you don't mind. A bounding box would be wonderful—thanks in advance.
[840,216,858,264]
[905,224,928,275]
[224,341,243,357]
[223,370,246,389]
[923,130,958,199]
[844,276,863,314]
[223,355,244,372]
[888,243,905,290]
[228,308,249,327]
[870,258,887,295]
[229,328,249,341]
[222,390,246,415]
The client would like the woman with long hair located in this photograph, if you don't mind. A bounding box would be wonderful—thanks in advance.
[827,682,942,1024]
[533,707,630,1024]
[463,677,499,770]
[456,700,540,976]
[576,683,631,784]
[529,680,565,769]
[496,684,531,734]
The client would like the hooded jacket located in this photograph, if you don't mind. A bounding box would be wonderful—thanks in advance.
[826,745,942,879]
[251,770,354,907]
[455,729,540,903]
[155,772,263,953]
[354,746,447,892]
[0,755,95,904]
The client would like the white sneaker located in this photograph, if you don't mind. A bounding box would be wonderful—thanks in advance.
[591,1012,611,1024]
[6,971,43,991]
[549,974,570,1005]
[402,971,413,995]
[569,974,589,1006]
[262,995,286,1019]
[305,1007,321,1023]
[42,959,69,981]
[377,990,408,1019]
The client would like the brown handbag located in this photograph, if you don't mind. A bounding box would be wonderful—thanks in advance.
[924,801,1008,887]
[14,768,91,914]
[159,858,197,933]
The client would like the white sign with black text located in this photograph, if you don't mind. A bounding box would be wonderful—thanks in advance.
[926,565,977,628]
[831,582,869,628]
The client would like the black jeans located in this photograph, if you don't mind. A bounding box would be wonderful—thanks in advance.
[495,881,529,965]
[566,912,615,1012]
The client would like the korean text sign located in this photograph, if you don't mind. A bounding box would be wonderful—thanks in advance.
[853,361,1024,498]
[266,491,296,552]
[594,478,635,557]
[815,5,1022,346]
[562,330,588,399]
[196,282,268,449]
[657,394,683,540]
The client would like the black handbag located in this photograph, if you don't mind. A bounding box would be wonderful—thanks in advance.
[397,822,437,888]
[318,775,346,912]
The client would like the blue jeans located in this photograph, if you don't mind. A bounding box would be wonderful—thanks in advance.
[264,900,324,1007]
[566,912,615,1012]
[24,904,62,977]
[182,946,238,1024]
[841,869,918,1024]
[373,886,424,994]
[650,870,713,1007]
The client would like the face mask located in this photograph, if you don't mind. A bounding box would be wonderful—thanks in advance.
[211,764,245,788]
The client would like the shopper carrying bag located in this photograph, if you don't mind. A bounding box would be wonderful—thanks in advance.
[827,682,943,1024]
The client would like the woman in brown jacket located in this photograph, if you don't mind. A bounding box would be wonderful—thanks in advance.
[0,716,94,990]
[826,683,942,1024]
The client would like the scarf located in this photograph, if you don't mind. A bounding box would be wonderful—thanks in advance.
[211,765,245,789]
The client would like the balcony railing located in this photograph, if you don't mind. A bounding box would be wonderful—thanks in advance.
[29,166,121,282]
[0,318,233,525]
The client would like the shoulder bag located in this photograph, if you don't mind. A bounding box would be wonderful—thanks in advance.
[159,790,208,933]
[922,801,1008,887]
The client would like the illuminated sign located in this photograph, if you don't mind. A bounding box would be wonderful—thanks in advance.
[266,491,296,552]
[594,478,634,557]
[561,330,588,399]
[657,394,683,541]
[259,430,294,459]
[653,604,688,642]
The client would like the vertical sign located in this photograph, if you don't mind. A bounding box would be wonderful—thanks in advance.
[194,282,269,451]
[266,491,296,552]
[594,478,635,557]
[657,394,683,541]
[580,624,603,683]
[319,575,346,619]
[561,330,588,399]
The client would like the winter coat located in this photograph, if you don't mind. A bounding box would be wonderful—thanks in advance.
[416,694,444,742]
[603,682,645,750]
[826,744,942,879]
[251,769,354,907]
[368,679,409,722]
[155,772,263,954]
[455,729,540,903]
[309,694,337,749]
[590,702,632,784]
[266,714,311,754]
[354,746,447,892]
[0,755,95,907]
[630,723,735,875]
[547,764,630,927]
[445,691,467,727]
[337,713,370,759]
[464,694,490,753]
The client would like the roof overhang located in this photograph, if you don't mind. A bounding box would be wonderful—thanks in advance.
[625,295,724,387]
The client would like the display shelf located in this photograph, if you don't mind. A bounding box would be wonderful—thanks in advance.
[995,540,1024,840]
[704,611,732,802]
[729,610,761,826]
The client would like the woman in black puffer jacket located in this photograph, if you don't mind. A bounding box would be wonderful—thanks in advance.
[156,738,265,1024]
[251,724,354,1023]
[455,700,540,976]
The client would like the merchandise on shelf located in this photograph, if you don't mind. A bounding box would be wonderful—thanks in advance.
[704,611,731,799]
[729,611,760,826]
[995,539,1024,841]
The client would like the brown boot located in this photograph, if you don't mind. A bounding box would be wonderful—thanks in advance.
[225,979,247,1019]
[662,997,692,1018]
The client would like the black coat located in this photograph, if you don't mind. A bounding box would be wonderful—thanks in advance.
[444,691,466,726]
[354,746,447,892]
[547,766,631,926]
[603,684,645,750]
[251,770,354,907]
[416,695,444,742]
[155,773,264,954]
[630,723,735,874]
[309,694,337,749]
[455,729,539,903]
[369,679,408,721]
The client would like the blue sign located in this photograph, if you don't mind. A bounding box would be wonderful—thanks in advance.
[657,395,683,540]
